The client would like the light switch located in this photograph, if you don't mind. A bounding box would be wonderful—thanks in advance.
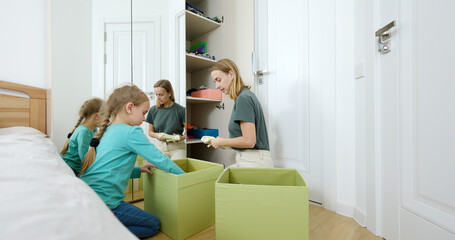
[355,62,365,79]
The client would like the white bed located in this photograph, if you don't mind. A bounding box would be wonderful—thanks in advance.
[0,80,137,239]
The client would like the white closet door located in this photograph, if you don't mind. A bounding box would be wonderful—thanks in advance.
[379,0,455,239]
[255,0,323,203]
[105,21,160,96]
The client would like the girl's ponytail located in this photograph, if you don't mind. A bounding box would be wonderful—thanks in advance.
[61,98,104,156]
[78,110,110,176]
[60,116,83,155]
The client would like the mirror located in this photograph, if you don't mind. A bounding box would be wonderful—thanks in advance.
[52,0,185,202]
[92,0,185,202]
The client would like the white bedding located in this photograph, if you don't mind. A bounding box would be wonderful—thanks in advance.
[0,127,137,240]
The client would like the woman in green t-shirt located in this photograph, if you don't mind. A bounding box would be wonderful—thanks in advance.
[146,80,186,160]
[209,59,273,168]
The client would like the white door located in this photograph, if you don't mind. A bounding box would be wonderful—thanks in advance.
[255,0,323,203]
[105,21,160,97]
[379,0,455,239]
[105,21,160,130]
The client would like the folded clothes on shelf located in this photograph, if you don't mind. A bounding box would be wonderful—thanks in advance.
[186,2,203,15]
[205,16,223,23]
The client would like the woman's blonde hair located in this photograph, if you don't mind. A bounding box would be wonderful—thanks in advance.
[60,97,104,155]
[79,84,149,176]
[154,79,175,108]
[210,58,250,100]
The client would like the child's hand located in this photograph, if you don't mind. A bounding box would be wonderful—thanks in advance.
[140,163,156,175]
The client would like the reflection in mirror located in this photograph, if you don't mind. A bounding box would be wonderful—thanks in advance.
[132,0,186,159]
[92,0,132,99]
[130,0,186,202]
[91,0,185,202]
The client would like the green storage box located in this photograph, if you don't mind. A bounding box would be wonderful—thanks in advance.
[215,167,309,240]
[144,158,224,240]
[125,156,145,195]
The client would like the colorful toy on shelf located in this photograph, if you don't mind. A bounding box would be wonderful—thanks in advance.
[189,41,207,54]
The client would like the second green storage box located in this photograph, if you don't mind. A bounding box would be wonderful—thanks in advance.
[215,167,309,240]
[144,158,224,240]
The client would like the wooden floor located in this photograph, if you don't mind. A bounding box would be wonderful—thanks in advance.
[131,199,383,240]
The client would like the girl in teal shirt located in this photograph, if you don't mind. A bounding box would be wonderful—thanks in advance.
[79,84,185,239]
[61,97,104,176]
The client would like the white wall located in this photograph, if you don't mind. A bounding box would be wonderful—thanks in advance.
[0,0,48,89]
[51,0,93,150]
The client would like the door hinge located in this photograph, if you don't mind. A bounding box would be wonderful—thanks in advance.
[104,32,107,42]
[104,54,107,64]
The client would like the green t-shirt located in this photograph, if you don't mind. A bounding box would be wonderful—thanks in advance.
[61,125,96,172]
[145,103,185,135]
[229,88,270,151]
[80,123,185,209]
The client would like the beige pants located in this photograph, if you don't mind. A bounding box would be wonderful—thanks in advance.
[154,141,186,160]
[232,149,274,168]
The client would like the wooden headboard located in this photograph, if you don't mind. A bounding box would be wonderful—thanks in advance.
[0,80,47,134]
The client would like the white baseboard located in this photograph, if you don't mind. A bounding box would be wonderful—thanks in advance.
[336,202,354,218]
[353,207,366,227]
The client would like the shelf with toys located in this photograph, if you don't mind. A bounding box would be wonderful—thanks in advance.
[185,10,221,41]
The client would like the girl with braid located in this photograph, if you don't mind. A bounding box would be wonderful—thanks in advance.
[79,84,184,239]
[61,97,104,176]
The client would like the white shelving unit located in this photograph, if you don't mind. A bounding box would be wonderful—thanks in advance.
[183,0,254,166]
[186,53,217,73]
[185,5,222,152]
[185,10,221,40]
[186,138,203,144]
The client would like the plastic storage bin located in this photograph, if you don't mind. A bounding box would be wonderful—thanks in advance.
[215,167,309,240]
[190,89,222,100]
[144,158,224,240]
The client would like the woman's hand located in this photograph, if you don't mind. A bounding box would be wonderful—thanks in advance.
[210,137,223,149]
[174,133,186,142]
[140,162,156,175]
[157,133,166,141]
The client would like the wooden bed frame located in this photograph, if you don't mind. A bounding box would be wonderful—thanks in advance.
[0,80,47,134]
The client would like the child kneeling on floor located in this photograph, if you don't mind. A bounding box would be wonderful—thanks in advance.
[61,97,105,176]
[80,84,185,238]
